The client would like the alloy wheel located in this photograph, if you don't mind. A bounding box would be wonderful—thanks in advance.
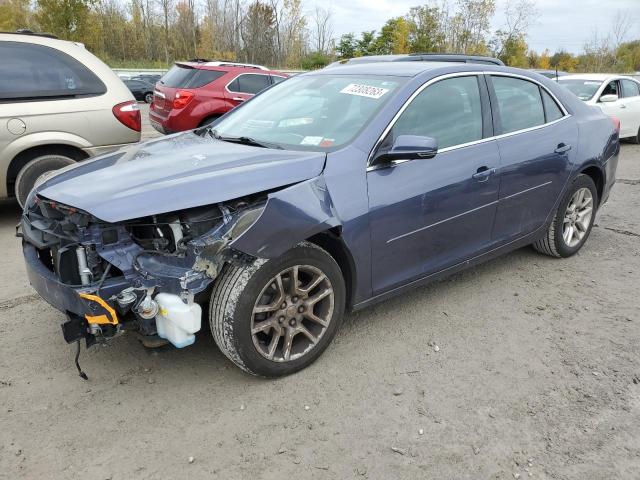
[250,265,334,362]
[562,187,593,247]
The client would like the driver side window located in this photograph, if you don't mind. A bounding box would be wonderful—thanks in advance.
[384,75,483,150]
[600,80,619,99]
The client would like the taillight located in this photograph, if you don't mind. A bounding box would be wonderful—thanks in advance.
[610,115,621,133]
[173,90,195,109]
[112,101,141,132]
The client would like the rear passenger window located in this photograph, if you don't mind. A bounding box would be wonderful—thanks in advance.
[228,74,271,95]
[0,41,106,101]
[388,75,483,149]
[160,66,224,88]
[541,89,564,122]
[492,76,545,134]
[621,79,640,98]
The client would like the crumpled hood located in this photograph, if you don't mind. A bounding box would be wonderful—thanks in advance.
[37,131,326,223]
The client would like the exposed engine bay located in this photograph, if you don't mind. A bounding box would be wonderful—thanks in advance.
[20,192,268,350]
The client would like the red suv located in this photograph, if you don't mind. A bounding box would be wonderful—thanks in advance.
[149,61,287,134]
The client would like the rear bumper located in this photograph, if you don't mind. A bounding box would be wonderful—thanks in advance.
[601,146,620,205]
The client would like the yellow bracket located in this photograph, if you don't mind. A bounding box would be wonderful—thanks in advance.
[79,293,119,325]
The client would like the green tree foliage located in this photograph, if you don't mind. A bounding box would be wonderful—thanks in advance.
[34,0,93,41]
[0,0,31,31]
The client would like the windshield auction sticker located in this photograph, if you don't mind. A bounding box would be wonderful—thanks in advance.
[340,83,389,99]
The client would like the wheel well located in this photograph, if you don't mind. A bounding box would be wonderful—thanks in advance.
[307,228,356,309]
[580,166,604,206]
[6,144,88,198]
[198,115,221,127]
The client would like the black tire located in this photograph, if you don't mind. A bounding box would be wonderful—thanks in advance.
[14,154,76,208]
[199,115,220,127]
[630,125,640,144]
[209,242,345,377]
[144,92,154,104]
[533,174,598,258]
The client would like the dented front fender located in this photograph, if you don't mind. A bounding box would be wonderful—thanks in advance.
[230,176,340,258]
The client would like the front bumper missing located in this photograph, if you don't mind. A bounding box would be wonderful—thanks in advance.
[23,243,121,344]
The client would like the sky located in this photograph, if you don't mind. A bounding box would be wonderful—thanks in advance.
[319,0,640,54]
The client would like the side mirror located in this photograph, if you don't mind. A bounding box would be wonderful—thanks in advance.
[374,135,438,165]
[600,94,618,103]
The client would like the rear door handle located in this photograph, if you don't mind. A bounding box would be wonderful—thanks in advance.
[232,97,246,102]
[472,166,496,182]
[620,104,627,108]
[554,143,572,154]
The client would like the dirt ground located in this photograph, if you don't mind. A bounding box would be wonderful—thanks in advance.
[1,135,639,479]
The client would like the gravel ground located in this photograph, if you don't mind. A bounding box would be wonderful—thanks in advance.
[0,138,639,479]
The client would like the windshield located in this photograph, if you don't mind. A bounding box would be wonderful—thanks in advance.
[558,79,602,101]
[212,74,406,150]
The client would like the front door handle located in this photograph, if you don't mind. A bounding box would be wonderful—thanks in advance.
[554,143,572,154]
[620,104,627,109]
[472,166,496,182]
[232,97,246,102]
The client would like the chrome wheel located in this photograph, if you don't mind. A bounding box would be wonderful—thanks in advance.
[563,187,593,247]
[251,265,334,362]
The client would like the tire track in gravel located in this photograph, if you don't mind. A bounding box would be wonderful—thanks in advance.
[0,294,41,311]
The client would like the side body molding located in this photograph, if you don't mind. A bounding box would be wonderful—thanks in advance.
[231,176,340,258]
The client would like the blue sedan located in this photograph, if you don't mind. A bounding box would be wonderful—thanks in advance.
[21,62,619,377]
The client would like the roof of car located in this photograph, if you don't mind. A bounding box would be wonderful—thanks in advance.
[313,61,505,77]
[558,73,626,81]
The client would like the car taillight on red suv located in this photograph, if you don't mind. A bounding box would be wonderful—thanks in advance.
[112,101,141,132]
[173,90,195,109]
[610,115,621,133]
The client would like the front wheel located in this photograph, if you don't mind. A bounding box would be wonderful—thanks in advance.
[144,92,154,104]
[209,242,345,377]
[533,174,597,257]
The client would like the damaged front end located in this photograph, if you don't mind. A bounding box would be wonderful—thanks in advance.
[19,192,266,350]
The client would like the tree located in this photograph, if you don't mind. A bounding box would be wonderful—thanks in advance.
[491,0,537,60]
[311,6,333,54]
[373,17,411,55]
[34,0,93,41]
[241,1,276,65]
[550,50,578,72]
[336,33,357,59]
[0,0,31,31]
[406,5,445,53]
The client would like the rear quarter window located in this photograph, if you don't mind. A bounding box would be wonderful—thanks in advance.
[0,41,106,101]
[227,74,272,94]
[160,65,225,88]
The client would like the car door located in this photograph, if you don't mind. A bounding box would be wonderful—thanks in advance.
[620,78,640,138]
[367,74,501,294]
[225,73,272,108]
[488,74,578,241]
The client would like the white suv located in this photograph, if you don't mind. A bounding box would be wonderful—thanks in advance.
[0,31,142,206]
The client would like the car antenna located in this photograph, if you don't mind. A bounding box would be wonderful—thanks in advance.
[555,68,558,82]
[74,340,89,380]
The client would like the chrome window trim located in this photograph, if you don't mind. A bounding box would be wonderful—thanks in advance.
[225,72,273,96]
[367,70,572,169]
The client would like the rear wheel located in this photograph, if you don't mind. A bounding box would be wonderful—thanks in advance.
[199,115,220,127]
[144,92,154,104]
[630,125,640,144]
[14,154,76,208]
[209,242,345,377]
[533,174,597,258]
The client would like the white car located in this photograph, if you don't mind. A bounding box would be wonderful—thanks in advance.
[558,74,640,143]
